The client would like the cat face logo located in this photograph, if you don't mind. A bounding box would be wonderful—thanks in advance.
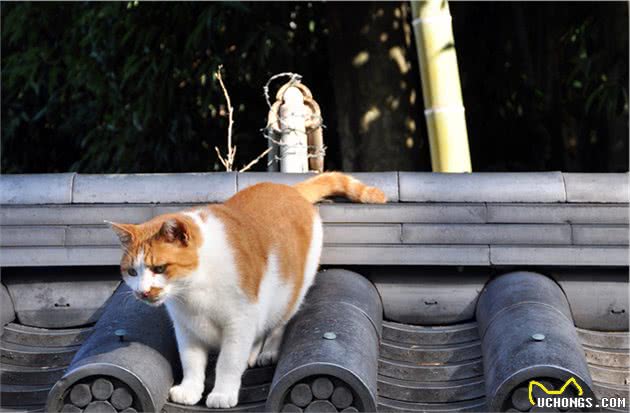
[528,377,584,406]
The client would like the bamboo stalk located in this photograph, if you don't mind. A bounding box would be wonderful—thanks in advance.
[411,0,472,172]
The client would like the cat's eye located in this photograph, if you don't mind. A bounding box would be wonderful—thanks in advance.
[153,265,166,274]
[127,268,138,277]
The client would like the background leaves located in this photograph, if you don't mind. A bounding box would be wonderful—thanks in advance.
[1,2,627,173]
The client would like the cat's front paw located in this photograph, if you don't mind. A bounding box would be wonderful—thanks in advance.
[169,384,203,405]
[205,390,239,409]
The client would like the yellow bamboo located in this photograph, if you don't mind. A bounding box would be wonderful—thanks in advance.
[411,0,472,172]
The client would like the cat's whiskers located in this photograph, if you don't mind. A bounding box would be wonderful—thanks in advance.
[167,285,189,306]
[169,294,187,307]
[119,290,136,309]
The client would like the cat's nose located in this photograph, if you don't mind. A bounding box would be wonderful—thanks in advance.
[136,290,149,299]
[136,287,164,303]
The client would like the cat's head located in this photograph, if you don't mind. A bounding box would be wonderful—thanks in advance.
[107,214,200,306]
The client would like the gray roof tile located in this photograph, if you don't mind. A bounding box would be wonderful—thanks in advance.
[563,173,629,203]
[0,173,75,204]
[399,172,566,203]
[73,173,236,203]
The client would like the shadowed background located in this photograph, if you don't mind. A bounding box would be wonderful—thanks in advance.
[1,2,627,173]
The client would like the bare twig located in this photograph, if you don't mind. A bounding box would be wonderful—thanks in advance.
[214,147,228,170]
[214,65,236,171]
[211,66,272,173]
[239,147,273,173]
[213,68,323,173]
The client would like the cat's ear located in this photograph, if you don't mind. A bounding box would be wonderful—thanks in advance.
[159,218,190,246]
[105,221,135,245]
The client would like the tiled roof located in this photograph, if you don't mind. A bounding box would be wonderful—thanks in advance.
[1,172,628,267]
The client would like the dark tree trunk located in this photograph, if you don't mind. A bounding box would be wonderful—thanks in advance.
[325,2,430,172]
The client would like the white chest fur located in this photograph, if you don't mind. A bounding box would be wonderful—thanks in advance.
[165,211,246,347]
[163,210,321,347]
[165,209,323,409]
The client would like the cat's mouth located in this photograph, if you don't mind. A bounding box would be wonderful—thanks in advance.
[135,290,166,306]
[143,298,165,306]
[140,296,166,306]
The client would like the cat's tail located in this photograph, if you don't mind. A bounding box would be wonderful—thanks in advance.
[293,172,387,204]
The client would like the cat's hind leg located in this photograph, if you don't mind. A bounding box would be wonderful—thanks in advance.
[247,338,263,368]
[256,324,286,366]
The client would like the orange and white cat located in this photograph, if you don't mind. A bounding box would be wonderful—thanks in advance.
[107,172,386,408]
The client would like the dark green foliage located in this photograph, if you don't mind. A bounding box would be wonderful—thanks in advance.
[1,2,628,173]
[452,2,628,172]
[1,2,330,173]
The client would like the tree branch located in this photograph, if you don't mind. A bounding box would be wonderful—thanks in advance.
[215,65,236,171]
[239,147,272,172]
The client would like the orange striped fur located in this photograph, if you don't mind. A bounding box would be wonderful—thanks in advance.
[294,171,387,204]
